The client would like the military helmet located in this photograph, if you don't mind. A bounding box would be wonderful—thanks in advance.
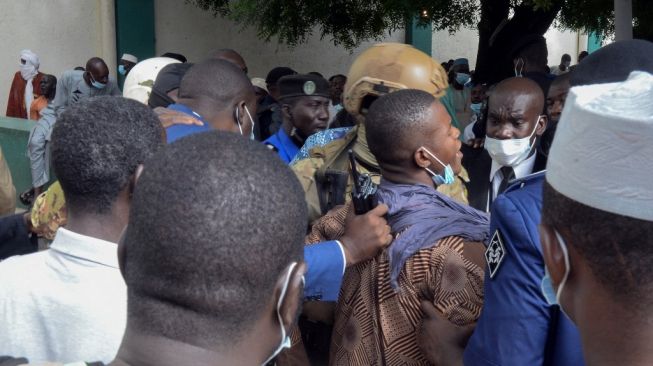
[343,43,448,118]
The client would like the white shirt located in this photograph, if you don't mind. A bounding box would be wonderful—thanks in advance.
[487,152,537,211]
[0,228,126,364]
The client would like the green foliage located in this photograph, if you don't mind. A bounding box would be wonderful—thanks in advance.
[189,0,650,48]
[188,0,480,49]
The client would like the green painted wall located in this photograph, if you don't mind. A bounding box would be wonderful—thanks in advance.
[0,117,36,209]
[115,0,156,87]
[406,17,433,56]
[587,32,603,53]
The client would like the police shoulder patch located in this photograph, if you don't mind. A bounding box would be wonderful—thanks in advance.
[485,229,506,279]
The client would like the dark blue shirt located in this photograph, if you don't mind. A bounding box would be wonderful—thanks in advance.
[464,172,585,366]
[165,103,212,143]
[264,128,300,164]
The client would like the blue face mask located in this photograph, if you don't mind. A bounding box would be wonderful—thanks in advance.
[540,230,571,307]
[456,72,471,86]
[118,65,126,76]
[420,146,456,186]
[89,73,107,90]
[470,102,482,115]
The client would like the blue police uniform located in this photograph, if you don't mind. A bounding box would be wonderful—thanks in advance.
[165,103,212,143]
[464,172,585,366]
[162,103,345,301]
[263,128,300,164]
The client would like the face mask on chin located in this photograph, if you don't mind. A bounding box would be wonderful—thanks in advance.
[420,146,455,186]
[88,73,107,90]
[484,116,540,167]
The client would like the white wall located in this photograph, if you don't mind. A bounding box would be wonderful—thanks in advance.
[432,28,480,66]
[154,0,405,79]
[431,25,588,71]
[0,0,116,115]
[545,27,588,66]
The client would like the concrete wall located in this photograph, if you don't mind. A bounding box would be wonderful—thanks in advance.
[0,0,116,114]
[154,0,405,79]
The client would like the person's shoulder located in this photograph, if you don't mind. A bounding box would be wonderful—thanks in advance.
[62,69,83,79]
[263,133,281,152]
[0,251,49,284]
[500,171,545,203]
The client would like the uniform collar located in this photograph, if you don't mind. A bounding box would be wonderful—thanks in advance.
[489,151,537,182]
[49,228,119,268]
[276,128,301,160]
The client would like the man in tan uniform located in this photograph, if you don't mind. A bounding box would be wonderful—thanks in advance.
[291,43,468,224]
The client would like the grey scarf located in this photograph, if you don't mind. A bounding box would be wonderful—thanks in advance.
[376,179,490,289]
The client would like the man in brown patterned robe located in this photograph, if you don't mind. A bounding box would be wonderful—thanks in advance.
[309,89,490,365]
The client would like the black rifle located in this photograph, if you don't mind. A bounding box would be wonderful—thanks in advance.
[348,150,378,215]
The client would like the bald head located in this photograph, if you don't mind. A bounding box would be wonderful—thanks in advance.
[86,57,107,71]
[84,57,109,85]
[490,77,544,115]
[178,58,253,110]
[209,49,247,74]
[486,77,547,140]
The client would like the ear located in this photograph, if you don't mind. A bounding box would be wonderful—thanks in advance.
[117,225,128,280]
[539,224,567,287]
[277,261,307,333]
[128,164,144,197]
[281,103,292,121]
[535,114,548,136]
[413,147,432,169]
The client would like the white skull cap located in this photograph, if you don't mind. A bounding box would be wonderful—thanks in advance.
[546,71,653,221]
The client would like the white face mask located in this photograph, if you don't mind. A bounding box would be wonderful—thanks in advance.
[260,262,297,366]
[484,116,540,167]
[236,105,256,140]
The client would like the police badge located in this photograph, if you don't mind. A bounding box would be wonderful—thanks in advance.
[303,80,316,95]
[485,229,506,279]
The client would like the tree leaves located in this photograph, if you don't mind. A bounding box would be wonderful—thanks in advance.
[186,0,651,49]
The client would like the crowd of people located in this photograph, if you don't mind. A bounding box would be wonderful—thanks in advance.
[0,36,651,366]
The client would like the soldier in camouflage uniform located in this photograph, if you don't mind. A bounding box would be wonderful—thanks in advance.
[291,43,469,223]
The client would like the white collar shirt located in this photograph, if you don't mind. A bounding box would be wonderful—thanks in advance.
[487,152,537,210]
[0,228,126,364]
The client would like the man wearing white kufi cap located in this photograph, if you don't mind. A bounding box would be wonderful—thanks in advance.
[118,53,138,76]
[6,50,45,119]
[422,40,653,366]
[540,71,653,366]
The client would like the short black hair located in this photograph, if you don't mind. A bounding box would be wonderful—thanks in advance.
[178,59,253,109]
[122,131,306,349]
[365,89,436,166]
[51,97,163,214]
[328,74,347,82]
[561,54,572,62]
[542,182,653,312]
[161,52,187,63]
